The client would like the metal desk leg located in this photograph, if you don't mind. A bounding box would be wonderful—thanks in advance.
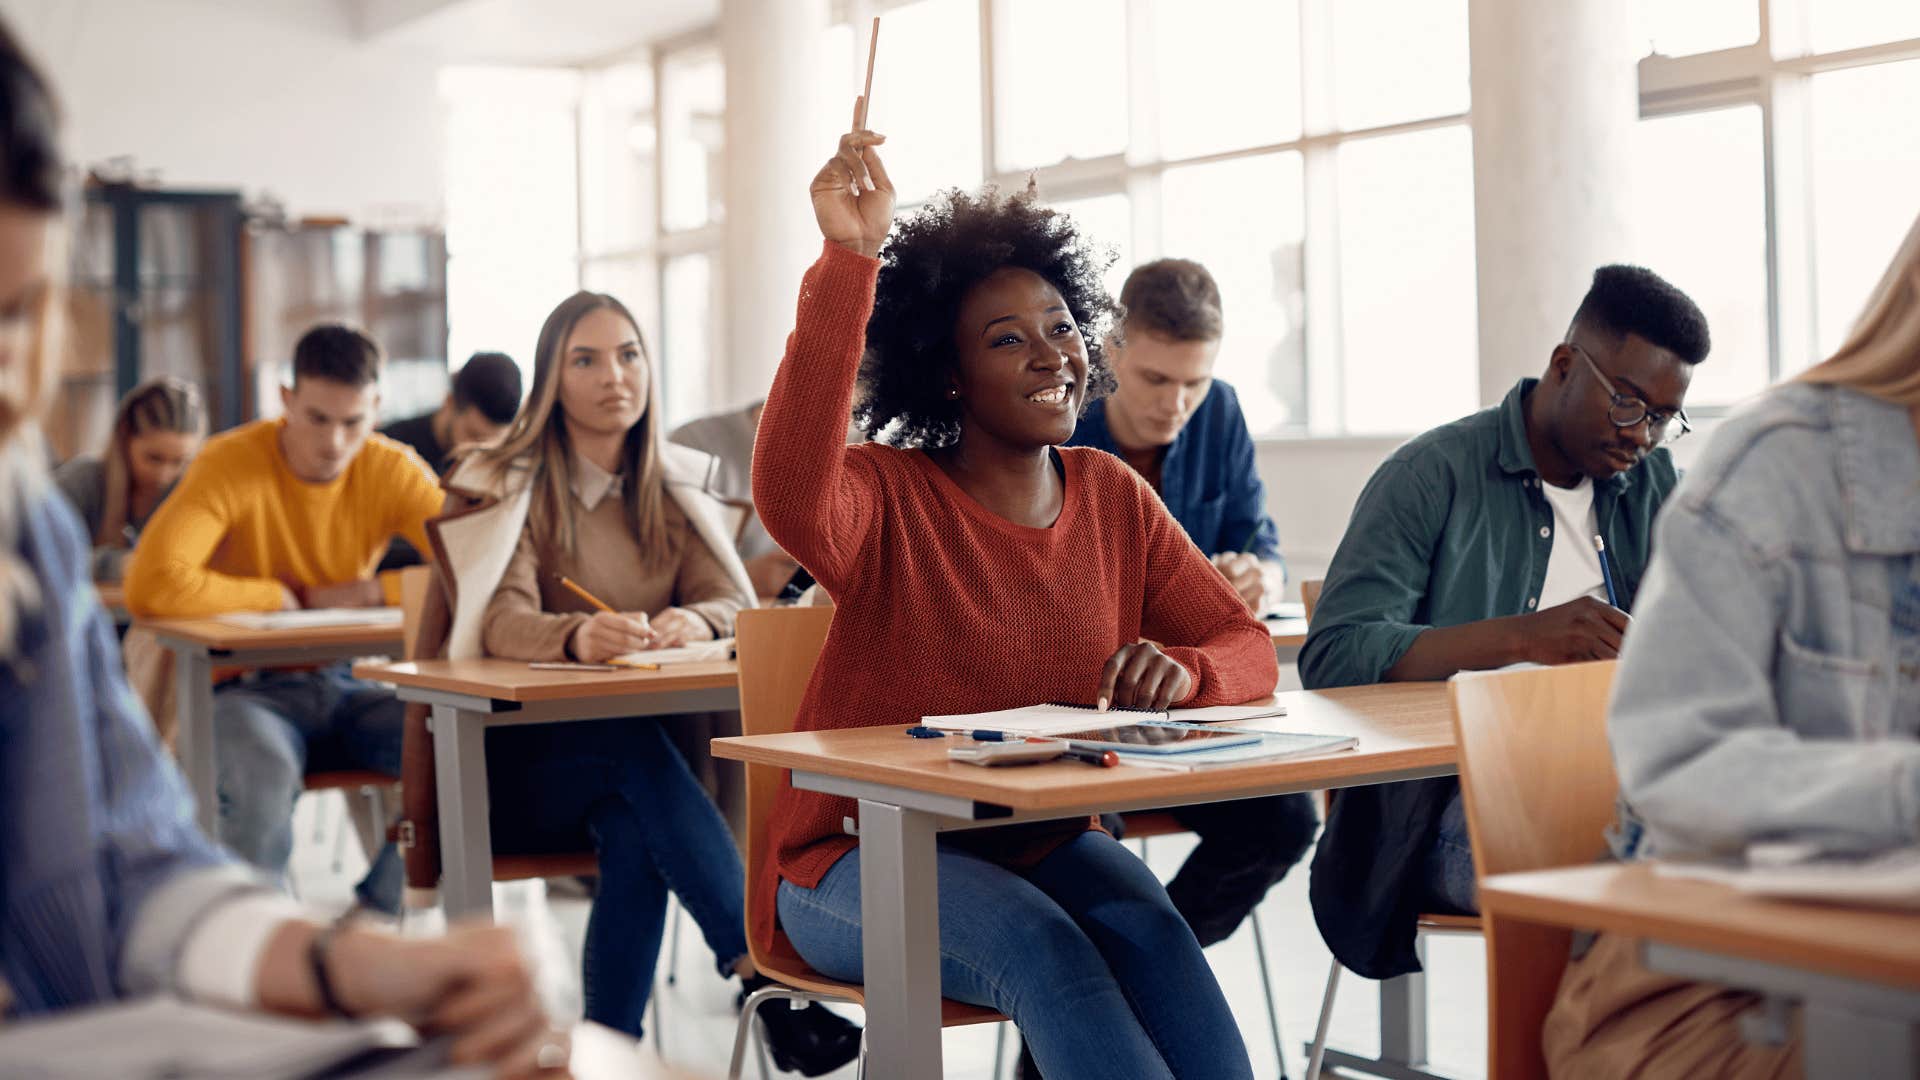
[857,800,944,1079]
[432,705,495,919]
[1803,1002,1918,1079]
[172,644,217,835]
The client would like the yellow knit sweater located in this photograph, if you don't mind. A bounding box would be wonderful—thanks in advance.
[125,418,442,616]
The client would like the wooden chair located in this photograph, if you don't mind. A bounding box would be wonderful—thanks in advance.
[299,567,435,886]
[729,606,1009,1080]
[1450,661,1619,1079]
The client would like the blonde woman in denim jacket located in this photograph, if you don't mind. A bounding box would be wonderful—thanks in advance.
[1543,214,1920,1078]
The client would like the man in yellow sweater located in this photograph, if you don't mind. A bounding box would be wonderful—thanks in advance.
[126,325,444,913]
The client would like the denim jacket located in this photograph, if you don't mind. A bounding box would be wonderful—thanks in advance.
[1610,383,1920,860]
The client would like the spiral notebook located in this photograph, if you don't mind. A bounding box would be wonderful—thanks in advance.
[921,701,1287,737]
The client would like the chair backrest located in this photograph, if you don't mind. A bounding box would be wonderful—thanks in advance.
[1449,659,1620,1080]
[1449,660,1619,878]
[1301,578,1324,621]
[735,605,835,973]
[398,564,433,659]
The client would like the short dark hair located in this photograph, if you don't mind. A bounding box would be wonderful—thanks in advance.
[0,20,61,213]
[1119,258,1223,343]
[450,351,522,424]
[1568,265,1711,365]
[857,185,1121,448]
[292,324,382,388]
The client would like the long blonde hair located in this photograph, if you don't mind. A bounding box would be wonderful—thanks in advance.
[1798,211,1920,405]
[473,291,679,570]
[97,375,205,545]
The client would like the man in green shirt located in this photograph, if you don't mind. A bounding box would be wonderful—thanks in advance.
[1301,265,1710,979]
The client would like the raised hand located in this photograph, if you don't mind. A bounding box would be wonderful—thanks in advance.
[809,97,894,259]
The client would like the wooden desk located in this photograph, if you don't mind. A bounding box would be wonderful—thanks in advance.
[713,680,1456,1078]
[1266,614,1310,650]
[95,582,129,624]
[1482,863,1920,1078]
[354,658,741,918]
[142,616,405,834]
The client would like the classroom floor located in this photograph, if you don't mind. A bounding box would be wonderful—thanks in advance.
[291,793,1487,1080]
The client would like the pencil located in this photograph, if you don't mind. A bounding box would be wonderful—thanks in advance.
[855,16,880,130]
[1238,522,1264,554]
[557,575,615,614]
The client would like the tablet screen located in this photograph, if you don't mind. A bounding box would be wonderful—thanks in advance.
[1052,724,1248,748]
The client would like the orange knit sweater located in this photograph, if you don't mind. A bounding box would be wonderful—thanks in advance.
[749,242,1280,954]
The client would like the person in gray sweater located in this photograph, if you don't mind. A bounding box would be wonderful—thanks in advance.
[1544,213,1920,1078]
[53,376,204,582]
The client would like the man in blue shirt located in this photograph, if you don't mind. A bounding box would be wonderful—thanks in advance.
[1069,258,1315,949]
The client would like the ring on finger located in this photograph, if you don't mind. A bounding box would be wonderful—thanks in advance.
[536,1039,568,1069]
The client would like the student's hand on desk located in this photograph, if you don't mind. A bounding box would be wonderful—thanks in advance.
[299,579,384,609]
[1519,596,1631,663]
[645,607,714,649]
[1209,553,1265,611]
[810,98,893,259]
[1098,642,1195,712]
[327,923,571,1078]
[569,611,654,664]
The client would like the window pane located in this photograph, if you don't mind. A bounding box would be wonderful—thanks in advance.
[1333,0,1469,131]
[661,253,719,428]
[995,0,1128,171]
[1804,2,1920,55]
[661,45,725,232]
[1051,191,1131,301]
[1337,125,1477,434]
[1632,0,1758,58]
[1151,0,1301,159]
[1160,154,1307,434]
[865,0,984,205]
[579,60,657,256]
[1629,106,1768,406]
[583,255,661,363]
[447,254,576,392]
[1810,59,1920,362]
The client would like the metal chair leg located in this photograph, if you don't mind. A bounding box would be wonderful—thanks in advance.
[993,1022,1008,1079]
[1251,911,1288,1078]
[1305,957,1342,1080]
[856,1028,869,1080]
[665,898,683,985]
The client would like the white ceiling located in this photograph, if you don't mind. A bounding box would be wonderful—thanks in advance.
[348,0,717,65]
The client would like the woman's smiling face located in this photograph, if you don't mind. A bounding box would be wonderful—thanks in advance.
[948,266,1089,450]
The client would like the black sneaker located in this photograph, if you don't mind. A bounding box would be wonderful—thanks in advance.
[738,979,863,1077]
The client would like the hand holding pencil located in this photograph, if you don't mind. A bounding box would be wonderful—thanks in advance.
[810,18,894,259]
[558,575,656,663]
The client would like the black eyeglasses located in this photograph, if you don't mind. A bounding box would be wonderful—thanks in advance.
[1568,343,1691,445]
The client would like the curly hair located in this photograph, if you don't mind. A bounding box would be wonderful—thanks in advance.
[855,184,1122,448]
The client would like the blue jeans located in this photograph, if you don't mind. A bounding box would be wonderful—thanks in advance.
[487,717,748,1038]
[1421,791,1479,915]
[777,831,1253,1080]
[212,663,404,911]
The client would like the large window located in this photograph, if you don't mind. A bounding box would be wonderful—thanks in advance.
[1637,2,1920,399]
[842,0,1474,436]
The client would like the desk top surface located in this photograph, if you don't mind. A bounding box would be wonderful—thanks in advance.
[1481,862,1920,991]
[1266,615,1310,647]
[137,615,404,652]
[354,656,740,703]
[712,680,1454,813]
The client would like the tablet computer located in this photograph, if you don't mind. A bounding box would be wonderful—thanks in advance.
[1056,723,1260,755]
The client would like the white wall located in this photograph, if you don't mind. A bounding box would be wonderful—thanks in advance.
[1,0,444,221]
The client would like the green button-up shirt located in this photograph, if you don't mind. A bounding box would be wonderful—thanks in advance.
[1300,377,1678,689]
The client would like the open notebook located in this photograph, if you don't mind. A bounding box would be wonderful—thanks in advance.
[1110,729,1359,771]
[610,637,736,667]
[215,607,403,631]
[921,702,1288,737]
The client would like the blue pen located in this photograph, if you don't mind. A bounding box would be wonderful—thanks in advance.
[1592,535,1619,607]
[970,729,1035,742]
[905,725,946,739]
